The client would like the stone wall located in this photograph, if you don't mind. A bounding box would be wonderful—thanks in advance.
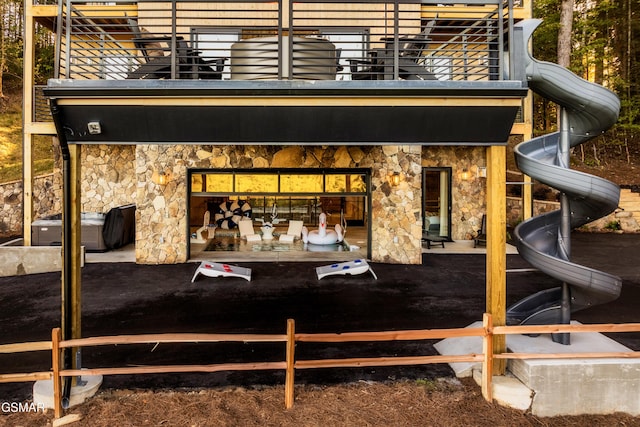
[422,146,487,240]
[0,174,62,238]
[133,145,423,265]
[81,145,137,213]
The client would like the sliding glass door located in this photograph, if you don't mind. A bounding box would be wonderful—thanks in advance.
[422,167,451,239]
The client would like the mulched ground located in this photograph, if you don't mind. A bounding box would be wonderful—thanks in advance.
[2,378,639,426]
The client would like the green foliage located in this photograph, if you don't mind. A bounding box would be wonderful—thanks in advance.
[34,44,55,84]
[0,107,55,183]
[605,220,621,231]
[532,0,560,62]
[2,40,24,90]
[531,0,640,135]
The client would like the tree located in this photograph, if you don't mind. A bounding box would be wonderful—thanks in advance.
[557,0,574,69]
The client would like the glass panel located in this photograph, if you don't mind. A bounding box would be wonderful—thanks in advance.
[191,174,204,192]
[326,174,367,193]
[325,175,346,192]
[205,173,234,193]
[423,169,450,238]
[236,174,278,193]
[347,174,366,192]
[280,174,323,193]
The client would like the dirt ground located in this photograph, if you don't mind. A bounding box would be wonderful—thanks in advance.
[1,233,639,426]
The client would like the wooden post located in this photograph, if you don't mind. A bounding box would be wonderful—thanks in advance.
[61,144,82,376]
[486,145,506,374]
[285,319,295,409]
[481,313,493,401]
[52,328,62,419]
[69,144,82,345]
[22,3,35,245]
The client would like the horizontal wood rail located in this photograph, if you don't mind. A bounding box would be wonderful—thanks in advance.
[1,315,639,420]
[0,340,53,384]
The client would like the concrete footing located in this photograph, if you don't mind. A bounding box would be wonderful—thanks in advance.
[33,374,103,410]
[435,321,640,417]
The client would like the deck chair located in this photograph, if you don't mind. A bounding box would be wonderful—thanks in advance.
[238,218,262,242]
[474,215,487,248]
[190,211,211,243]
[279,220,304,243]
[126,19,224,80]
[350,19,437,81]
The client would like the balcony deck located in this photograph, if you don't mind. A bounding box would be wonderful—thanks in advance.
[34,0,529,144]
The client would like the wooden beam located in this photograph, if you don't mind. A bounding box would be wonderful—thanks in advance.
[31,5,58,17]
[22,4,35,246]
[52,328,63,419]
[24,122,57,135]
[285,319,295,409]
[0,341,52,353]
[69,145,82,349]
[481,313,493,401]
[486,145,506,374]
[521,93,534,221]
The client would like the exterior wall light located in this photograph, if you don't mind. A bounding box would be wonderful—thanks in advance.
[152,168,172,186]
[461,168,470,181]
[390,172,401,186]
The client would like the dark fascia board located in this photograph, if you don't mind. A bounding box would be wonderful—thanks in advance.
[45,79,527,146]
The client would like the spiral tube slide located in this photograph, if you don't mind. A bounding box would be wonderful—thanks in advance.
[507,20,622,326]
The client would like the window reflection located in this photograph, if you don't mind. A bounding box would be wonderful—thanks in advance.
[204,174,233,192]
[235,174,278,192]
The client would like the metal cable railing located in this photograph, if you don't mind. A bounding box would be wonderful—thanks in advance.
[55,0,513,82]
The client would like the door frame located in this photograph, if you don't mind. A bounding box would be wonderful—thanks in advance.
[422,167,452,241]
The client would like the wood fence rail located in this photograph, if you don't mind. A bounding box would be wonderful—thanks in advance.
[0,314,639,420]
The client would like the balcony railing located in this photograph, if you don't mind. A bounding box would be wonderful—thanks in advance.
[56,0,518,82]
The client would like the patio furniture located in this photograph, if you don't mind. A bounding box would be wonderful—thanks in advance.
[191,261,252,282]
[422,223,446,249]
[239,219,262,242]
[316,259,378,280]
[190,211,211,243]
[350,19,437,81]
[126,19,224,80]
[474,215,487,248]
[279,220,304,243]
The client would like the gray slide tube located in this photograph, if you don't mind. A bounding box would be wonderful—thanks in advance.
[507,20,622,326]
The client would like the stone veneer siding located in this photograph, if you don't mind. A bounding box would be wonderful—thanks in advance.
[134,145,424,264]
[0,174,61,237]
[422,146,487,240]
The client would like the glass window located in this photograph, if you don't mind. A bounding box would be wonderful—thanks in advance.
[205,173,234,193]
[191,174,204,192]
[236,174,278,193]
[347,174,366,192]
[280,174,323,193]
[325,175,347,192]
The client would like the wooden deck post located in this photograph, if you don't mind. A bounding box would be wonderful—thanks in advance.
[486,145,507,374]
[285,319,295,409]
[481,313,493,401]
[52,328,62,418]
